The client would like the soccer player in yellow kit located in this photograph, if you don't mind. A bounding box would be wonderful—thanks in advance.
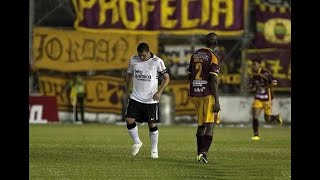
[248,59,282,140]
[188,32,221,163]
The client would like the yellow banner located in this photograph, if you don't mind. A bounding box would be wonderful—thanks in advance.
[170,80,195,115]
[33,27,158,72]
[38,75,125,113]
[38,74,198,115]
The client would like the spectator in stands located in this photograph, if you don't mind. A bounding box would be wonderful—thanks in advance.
[124,42,170,159]
[62,75,86,124]
[188,32,221,163]
[247,59,282,141]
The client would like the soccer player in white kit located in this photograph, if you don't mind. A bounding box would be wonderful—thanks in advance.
[124,42,170,158]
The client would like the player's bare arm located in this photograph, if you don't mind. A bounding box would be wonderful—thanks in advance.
[125,73,133,100]
[153,73,170,101]
[210,73,220,112]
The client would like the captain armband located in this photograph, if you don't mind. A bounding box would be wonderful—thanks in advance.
[159,69,168,75]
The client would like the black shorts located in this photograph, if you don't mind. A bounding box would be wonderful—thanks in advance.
[125,99,159,123]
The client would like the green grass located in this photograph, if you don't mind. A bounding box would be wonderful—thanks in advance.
[30,124,291,179]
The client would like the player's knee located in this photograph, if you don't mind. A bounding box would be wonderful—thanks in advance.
[126,121,136,130]
[204,123,214,136]
[125,118,135,125]
[149,125,158,132]
[196,125,205,136]
[148,122,157,128]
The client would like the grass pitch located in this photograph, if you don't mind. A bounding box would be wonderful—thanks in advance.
[30,124,290,179]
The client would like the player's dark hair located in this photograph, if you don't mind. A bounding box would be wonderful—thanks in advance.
[205,32,218,47]
[252,59,261,64]
[137,42,149,53]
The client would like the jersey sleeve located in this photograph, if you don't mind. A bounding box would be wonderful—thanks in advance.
[261,69,277,86]
[209,54,220,76]
[157,59,168,75]
[266,71,277,85]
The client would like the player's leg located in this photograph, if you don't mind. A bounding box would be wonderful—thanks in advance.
[74,99,80,124]
[78,95,85,123]
[202,123,214,163]
[263,101,272,123]
[126,117,143,156]
[148,123,159,158]
[276,113,283,125]
[252,107,262,139]
[196,125,205,162]
[191,97,206,162]
[147,103,160,159]
[264,114,277,123]
[252,99,263,140]
[263,101,282,125]
[201,95,216,163]
[203,123,214,155]
[125,99,143,156]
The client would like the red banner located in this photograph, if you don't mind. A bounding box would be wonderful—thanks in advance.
[72,0,247,36]
[29,96,59,123]
[253,0,291,49]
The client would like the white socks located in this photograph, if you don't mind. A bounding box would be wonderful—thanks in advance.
[128,126,159,154]
[149,130,159,152]
[128,126,142,144]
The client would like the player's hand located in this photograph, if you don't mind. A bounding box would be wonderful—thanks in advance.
[152,92,161,101]
[213,103,221,113]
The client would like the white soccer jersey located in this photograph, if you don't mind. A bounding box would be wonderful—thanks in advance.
[127,53,167,104]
